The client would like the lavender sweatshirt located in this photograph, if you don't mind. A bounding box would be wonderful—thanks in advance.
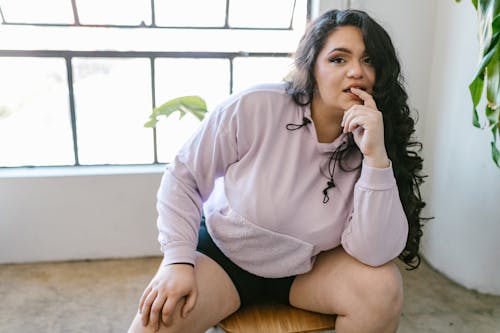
[156,83,408,278]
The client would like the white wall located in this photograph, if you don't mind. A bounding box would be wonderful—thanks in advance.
[0,167,163,263]
[419,0,500,295]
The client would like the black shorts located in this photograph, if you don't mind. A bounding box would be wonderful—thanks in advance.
[196,221,296,307]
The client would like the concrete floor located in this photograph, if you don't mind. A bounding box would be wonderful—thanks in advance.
[0,257,499,333]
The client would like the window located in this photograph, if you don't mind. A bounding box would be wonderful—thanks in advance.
[0,0,310,167]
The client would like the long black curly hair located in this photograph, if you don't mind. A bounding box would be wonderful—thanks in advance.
[286,9,427,269]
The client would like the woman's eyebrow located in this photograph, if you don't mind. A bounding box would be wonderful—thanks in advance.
[326,47,368,56]
[327,47,352,55]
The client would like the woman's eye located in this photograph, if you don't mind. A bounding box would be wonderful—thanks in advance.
[329,57,345,64]
[363,57,373,65]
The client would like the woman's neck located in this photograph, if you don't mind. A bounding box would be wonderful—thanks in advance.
[311,100,344,143]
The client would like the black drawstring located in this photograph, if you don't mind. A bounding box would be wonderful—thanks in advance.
[322,142,346,204]
[286,117,311,130]
[285,116,346,204]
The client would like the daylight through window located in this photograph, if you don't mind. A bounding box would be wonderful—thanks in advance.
[0,0,310,167]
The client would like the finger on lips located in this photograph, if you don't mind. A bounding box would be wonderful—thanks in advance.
[350,87,377,108]
[350,87,369,99]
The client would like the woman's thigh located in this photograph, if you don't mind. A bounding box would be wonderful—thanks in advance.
[289,246,403,331]
[128,251,240,333]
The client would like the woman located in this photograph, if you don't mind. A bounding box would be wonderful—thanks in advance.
[129,9,426,333]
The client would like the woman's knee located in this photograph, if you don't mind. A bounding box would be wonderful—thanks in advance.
[128,253,240,333]
[360,261,404,320]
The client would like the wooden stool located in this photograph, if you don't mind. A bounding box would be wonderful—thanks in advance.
[219,303,336,333]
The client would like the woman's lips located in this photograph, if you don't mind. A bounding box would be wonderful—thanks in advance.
[343,89,363,101]
[343,87,366,93]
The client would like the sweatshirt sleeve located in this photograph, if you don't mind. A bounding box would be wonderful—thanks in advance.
[156,103,239,266]
[340,161,408,266]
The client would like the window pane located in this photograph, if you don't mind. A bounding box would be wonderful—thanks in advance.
[232,57,293,92]
[0,57,74,167]
[155,58,230,162]
[75,0,151,26]
[0,0,74,24]
[154,0,226,27]
[229,0,295,28]
[72,58,153,165]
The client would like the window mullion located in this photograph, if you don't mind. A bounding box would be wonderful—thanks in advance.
[229,57,234,94]
[65,56,80,166]
[150,0,156,27]
[0,4,5,24]
[289,0,297,29]
[150,57,158,164]
[70,0,80,25]
[224,0,230,28]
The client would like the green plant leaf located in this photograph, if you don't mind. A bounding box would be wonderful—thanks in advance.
[491,138,500,167]
[492,119,499,138]
[486,43,500,107]
[493,11,500,31]
[486,105,500,125]
[473,108,481,127]
[469,76,485,127]
[491,123,499,166]
[144,117,158,128]
[476,1,497,62]
[472,40,495,80]
[144,95,207,128]
[464,0,500,167]
[469,74,485,107]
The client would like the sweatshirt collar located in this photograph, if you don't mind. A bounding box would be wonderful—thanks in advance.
[303,106,349,153]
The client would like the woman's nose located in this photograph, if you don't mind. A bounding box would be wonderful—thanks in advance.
[346,61,364,78]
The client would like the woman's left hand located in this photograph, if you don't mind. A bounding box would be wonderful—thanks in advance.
[341,87,390,168]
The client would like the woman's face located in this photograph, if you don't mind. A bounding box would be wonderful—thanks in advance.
[313,25,376,116]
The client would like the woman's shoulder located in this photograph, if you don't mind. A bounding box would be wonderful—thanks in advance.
[221,82,291,108]
[207,82,301,130]
[239,82,289,96]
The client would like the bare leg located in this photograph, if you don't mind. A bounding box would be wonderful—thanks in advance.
[128,252,240,333]
[289,246,403,333]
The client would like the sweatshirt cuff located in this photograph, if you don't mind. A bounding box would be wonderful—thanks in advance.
[356,160,396,190]
[161,241,196,267]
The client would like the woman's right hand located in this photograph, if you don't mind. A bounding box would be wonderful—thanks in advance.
[139,263,198,331]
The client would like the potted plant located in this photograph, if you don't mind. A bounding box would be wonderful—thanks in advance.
[144,95,207,128]
[456,0,499,167]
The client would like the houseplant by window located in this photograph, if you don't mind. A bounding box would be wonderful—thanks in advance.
[456,0,499,167]
[144,95,207,128]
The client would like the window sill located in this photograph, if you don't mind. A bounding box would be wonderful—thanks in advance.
[0,164,167,179]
